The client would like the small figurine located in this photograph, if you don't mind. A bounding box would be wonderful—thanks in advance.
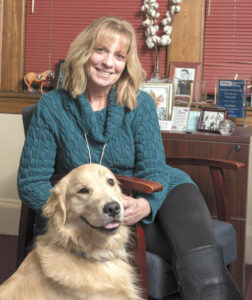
[24,70,54,93]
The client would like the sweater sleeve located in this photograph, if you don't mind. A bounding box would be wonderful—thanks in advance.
[17,98,58,211]
[132,91,194,223]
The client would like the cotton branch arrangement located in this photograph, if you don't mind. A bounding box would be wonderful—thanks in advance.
[141,0,182,79]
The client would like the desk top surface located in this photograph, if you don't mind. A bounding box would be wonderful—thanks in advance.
[161,126,252,143]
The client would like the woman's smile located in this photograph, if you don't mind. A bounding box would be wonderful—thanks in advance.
[95,67,113,76]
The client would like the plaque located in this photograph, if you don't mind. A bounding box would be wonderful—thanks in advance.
[218,80,244,118]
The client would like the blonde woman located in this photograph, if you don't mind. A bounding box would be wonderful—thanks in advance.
[18,16,243,300]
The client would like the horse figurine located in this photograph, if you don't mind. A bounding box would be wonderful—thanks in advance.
[24,70,55,93]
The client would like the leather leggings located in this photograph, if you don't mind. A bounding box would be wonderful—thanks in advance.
[142,183,217,262]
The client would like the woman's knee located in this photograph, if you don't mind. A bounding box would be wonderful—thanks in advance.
[156,183,217,255]
[142,221,172,261]
[158,183,212,222]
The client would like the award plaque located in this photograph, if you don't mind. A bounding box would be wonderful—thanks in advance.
[217,79,247,119]
[218,80,244,118]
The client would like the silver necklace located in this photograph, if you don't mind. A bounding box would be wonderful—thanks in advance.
[84,133,106,165]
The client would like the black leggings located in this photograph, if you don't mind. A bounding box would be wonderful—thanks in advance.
[142,183,217,263]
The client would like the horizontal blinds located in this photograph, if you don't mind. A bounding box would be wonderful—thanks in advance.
[25,0,171,80]
[203,0,252,93]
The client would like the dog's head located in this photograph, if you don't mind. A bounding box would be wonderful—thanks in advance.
[43,164,124,236]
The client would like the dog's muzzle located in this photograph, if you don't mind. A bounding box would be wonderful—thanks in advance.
[80,201,122,234]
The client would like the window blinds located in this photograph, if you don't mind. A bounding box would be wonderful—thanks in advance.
[203,0,252,93]
[25,0,170,80]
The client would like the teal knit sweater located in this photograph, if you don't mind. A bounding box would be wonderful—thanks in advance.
[17,88,194,224]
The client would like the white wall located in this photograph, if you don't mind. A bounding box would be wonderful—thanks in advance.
[0,113,24,235]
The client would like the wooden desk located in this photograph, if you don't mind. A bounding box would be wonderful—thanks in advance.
[161,127,252,293]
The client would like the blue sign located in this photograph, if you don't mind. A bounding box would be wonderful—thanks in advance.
[218,80,244,118]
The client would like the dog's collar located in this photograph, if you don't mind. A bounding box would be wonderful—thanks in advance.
[70,248,111,263]
[56,245,121,263]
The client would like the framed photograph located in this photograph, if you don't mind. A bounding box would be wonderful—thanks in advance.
[197,108,228,133]
[169,62,202,102]
[141,83,173,120]
[54,59,64,89]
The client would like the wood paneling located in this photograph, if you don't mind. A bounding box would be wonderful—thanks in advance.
[166,0,205,76]
[1,0,26,92]
[0,93,40,114]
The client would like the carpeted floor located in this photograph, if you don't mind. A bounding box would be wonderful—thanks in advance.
[0,234,252,299]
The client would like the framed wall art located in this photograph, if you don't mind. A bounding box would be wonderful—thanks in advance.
[141,82,174,121]
[197,108,228,133]
[169,62,202,102]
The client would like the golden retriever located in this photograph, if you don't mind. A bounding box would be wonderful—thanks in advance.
[0,164,143,300]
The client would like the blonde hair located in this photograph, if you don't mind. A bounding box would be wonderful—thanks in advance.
[63,16,146,110]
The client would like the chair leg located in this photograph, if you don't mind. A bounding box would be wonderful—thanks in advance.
[16,204,35,269]
[134,223,148,300]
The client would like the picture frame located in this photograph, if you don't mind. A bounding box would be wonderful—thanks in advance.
[54,59,65,89]
[141,82,174,120]
[170,106,190,132]
[197,108,228,133]
[169,62,202,102]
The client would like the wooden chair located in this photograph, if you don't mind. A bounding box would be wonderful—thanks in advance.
[17,105,246,300]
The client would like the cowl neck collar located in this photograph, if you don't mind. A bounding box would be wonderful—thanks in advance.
[62,88,125,143]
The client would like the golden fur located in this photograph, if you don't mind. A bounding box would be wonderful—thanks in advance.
[0,164,143,300]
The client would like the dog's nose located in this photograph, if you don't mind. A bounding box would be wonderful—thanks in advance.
[103,201,121,217]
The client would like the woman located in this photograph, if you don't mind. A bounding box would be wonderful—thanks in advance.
[18,16,243,300]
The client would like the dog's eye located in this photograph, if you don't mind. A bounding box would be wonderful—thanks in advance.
[108,178,115,186]
[78,187,89,194]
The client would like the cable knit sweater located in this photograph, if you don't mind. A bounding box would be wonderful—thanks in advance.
[17,88,194,224]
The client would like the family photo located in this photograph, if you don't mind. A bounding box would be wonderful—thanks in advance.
[198,109,227,132]
[142,83,173,120]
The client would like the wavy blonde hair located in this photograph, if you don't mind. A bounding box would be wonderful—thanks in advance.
[63,16,146,110]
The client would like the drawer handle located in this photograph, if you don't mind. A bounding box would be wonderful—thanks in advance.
[235,145,241,152]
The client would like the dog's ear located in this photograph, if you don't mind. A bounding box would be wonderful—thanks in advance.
[43,180,67,227]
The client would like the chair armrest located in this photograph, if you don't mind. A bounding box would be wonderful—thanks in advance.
[166,156,246,223]
[115,174,163,194]
[166,156,246,170]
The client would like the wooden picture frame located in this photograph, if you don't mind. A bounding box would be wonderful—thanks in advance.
[197,108,228,133]
[169,62,202,102]
[54,59,64,89]
[141,83,174,120]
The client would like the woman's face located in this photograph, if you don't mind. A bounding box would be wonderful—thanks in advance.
[86,34,128,92]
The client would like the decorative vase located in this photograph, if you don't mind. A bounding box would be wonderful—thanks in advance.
[148,47,168,83]
[151,53,161,80]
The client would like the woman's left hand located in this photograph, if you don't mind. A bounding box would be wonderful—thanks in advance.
[122,195,151,225]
